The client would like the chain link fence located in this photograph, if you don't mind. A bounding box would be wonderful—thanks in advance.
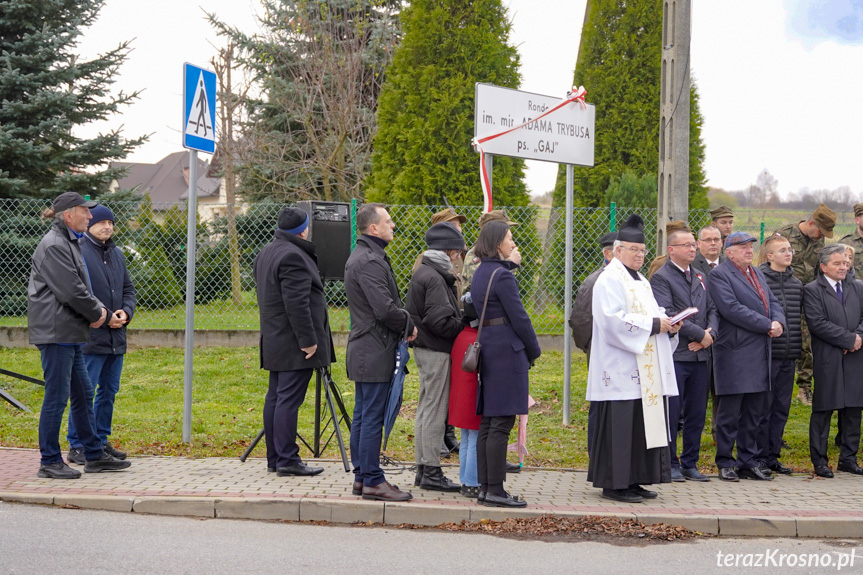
[1,198,858,335]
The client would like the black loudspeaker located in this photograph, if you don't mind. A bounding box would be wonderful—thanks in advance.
[296,201,351,281]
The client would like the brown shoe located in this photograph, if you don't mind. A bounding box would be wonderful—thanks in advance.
[362,480,413,502]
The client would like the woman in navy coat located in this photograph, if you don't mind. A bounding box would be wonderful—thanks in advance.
[471,220,541,508]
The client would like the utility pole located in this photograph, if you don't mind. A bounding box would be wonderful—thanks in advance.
[657,0,691,253]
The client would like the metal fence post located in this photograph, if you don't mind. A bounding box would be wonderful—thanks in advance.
[563,165,574,426]
[610,202,617,231]
[350,198,357,251]
[760,221,765,244]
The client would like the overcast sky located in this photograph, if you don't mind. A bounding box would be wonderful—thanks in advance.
[76,0,863,200]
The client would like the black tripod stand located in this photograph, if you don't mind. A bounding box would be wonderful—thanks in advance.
[240,366,352,472]
[0,368,44,412]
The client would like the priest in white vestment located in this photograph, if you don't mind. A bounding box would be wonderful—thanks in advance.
[586,214,681,503]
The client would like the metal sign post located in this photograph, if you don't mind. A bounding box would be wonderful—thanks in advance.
[181,63,217,443]
[473,83,595,427]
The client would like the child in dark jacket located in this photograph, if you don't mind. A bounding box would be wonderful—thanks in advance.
[758,234,804,474]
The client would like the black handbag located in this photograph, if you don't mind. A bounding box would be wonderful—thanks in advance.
[462,267,502,373]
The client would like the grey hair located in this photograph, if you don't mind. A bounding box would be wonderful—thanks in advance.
[841,243,856,255]
[698,225,720,240]
[819,243,847,265]
[613,239,622,250]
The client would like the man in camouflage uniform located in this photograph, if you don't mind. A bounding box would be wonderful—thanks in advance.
[772,204,837,406]
[647,220,691,279]
[461,209,520,295]
[710,206,735,253]
[838,203,863,279]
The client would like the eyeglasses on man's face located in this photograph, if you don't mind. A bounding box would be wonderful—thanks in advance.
[622,246,647,255]
[669,243,698,249]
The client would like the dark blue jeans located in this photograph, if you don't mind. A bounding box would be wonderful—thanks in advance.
[37,344,103,465]
[350,381,388,488]
[67,354,124,448]
[668,361,709,469]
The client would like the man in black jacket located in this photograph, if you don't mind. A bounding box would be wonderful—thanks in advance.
[66,205,135,465]
[650,229,719,482]
[253,207,335,477]
[28,192,132,479]
[345,203,416,501]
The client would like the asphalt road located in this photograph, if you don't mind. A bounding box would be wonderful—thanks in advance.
[2,502,862,574]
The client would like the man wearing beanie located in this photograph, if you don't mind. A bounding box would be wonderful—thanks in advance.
[406,222,466,492]
[29,192,132,478]
[586,214,680,503]
[253,206,335,478]
[66,204,136,465]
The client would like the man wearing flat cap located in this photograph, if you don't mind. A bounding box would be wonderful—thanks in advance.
[29,192,132,478]
[838,203,863,278]
[710,206,735,248]
[708,232,785,482]
[587,214,680,503]
[772,203,837,406]
[647,220,691,279]
[254,206,335,478]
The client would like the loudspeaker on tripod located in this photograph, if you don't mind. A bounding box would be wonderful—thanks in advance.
[296,201,352,281]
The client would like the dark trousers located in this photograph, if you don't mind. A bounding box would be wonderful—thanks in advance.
[350,381,389,487]
[810,408,862,468]
[762,359,795,466]
[476,415,516,486]
[715,391,768,469]
[68,353,124,448]
[668,361,708,469]
[264,369,313,469]
[37,344,103,465]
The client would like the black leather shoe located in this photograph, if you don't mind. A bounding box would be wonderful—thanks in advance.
[837,462,863,475]
[103,443,127,460]
[506,461,521,473]
[483,492,527,508]
[277,462,323,476]
[267,467,276,473]
[738,467,773,481]
[460,485,480,499]
[680,467,711,481]
[413,464,424,487]
[758,465,773,476]
[84,452,132,473]
[629,485,657,499]
[362,481,412,501]
[352,480,363,496]
[768,462,793,475]
[718,467,739,481]
[601,488,643,503]
[419,465,460,492]
[66,448,85,465]
[477,490,486,503]
[814,465,834,478]
[37,461,81,479]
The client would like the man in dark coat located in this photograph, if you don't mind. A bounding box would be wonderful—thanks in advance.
[650,228,719,482]
[345,203,416,501]
[253,207,335,477]
[692,225,725,276]
[803,244,863,478]
[708,232,785,482]
[66,205,135,465]
[28,192,131,479]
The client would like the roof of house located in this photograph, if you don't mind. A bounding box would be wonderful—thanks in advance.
[111,151,221,208]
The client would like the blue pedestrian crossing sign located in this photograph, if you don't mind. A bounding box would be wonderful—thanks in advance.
[183,63,217,154]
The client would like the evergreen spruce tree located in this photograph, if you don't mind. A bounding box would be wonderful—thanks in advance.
[365,0,528,206]
[552,0,708,209]
[0,0,145,199]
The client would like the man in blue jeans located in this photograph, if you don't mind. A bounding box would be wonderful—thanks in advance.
[28,192,131,479]
[66,205,135,465]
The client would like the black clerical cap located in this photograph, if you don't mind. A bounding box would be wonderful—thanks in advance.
[617,214,645,244]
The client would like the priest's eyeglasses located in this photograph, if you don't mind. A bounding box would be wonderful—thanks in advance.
[622,246,647,255]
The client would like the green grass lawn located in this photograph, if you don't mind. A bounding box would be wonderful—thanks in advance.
[0,346,833,472]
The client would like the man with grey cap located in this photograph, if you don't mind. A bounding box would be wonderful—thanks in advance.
[708,231,785,482]
[406,222,466,491]
[254,206,334,477]
[838,203,863,278]
[29,192,132,479]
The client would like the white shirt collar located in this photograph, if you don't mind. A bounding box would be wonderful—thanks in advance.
[825,276,839,289]
[670,260,690,275]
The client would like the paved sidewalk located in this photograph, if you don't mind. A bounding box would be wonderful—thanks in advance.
[2,447,863,537]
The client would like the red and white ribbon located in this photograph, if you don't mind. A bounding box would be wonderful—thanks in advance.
[472,86,587,213]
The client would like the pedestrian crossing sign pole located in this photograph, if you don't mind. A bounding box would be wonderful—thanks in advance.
[181,63,216,443]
